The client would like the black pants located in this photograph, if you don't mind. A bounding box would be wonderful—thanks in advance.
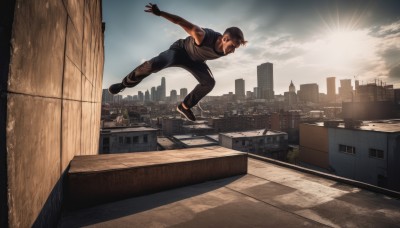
[124,40,215,109]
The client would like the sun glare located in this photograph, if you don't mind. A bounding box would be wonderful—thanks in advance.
[314,28,374,68]
[327,29,363,50]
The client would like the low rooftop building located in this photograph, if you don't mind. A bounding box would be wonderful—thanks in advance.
[99,127,158,153]
[220,129,288,160]
[300,119,400,191]
[172,134,219,148]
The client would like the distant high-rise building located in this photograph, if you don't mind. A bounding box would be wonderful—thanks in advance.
[145,90,150,102]
[246,91,253,99]
[151,87,156,101]
[113,94,123,103]
[289,80,296,93]
[161,77,166,101]
[257,62,274,99]
[156,85,162,101]
[253,87,258,98]
[339,79,353,102]
[298,83,319,103]
[138,91,144,102]
[180,88,188,100]
[355,80,360,91]
[284,80,297,106]
[170,90,178,103]
[235,78,245,100]
[327,77,336,102]
[102,89,113,103]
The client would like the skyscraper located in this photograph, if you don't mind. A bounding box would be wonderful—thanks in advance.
[289,80,296,93]
[170,90,178,103]
[138,91,144,102]
[180,88,188,100]
[161,77,166,101]
[235,78,245,100]
[327,77,336,102]
[284,80,297,106]
[151,86,156,101]
[145,90,150,102]
[156,85,162,101]
[257,62,274,99]
[339,79,353,102]
[102,89,113,103]
[298,83,319,103]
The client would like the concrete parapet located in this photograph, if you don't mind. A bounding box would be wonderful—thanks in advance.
[67,146,247,208]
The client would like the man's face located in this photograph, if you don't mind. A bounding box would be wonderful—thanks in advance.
[222,34,240,55]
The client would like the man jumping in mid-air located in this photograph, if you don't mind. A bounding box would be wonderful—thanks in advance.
[109,3,247,121]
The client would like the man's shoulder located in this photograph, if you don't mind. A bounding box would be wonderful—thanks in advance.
[203,28,222,36]
[202,28,221,45]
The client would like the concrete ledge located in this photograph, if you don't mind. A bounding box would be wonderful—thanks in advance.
[67,146,247,208]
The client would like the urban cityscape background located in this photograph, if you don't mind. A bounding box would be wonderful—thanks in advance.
[2,0,400,227]
[100,0,400,195]
[101,60,400,192]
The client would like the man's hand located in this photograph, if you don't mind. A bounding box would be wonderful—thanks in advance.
[144,3,205,45]
[144,3,161,16]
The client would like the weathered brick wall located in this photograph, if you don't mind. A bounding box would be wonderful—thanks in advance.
[5,0,104,227]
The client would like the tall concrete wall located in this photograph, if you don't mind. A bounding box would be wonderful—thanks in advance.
[0,1,16,227]
[3,0,104,227]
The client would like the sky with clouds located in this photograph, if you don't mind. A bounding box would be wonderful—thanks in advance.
[102,0,400,97]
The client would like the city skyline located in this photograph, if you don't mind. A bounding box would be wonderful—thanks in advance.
[115,75,394,101]
[102,0,400,96]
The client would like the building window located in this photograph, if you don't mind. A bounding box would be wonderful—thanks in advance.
[242,140,245,146]
[369,148,384,159]
[119,136,123,144]
[125,137,131,144]
[339,144,356,154]
[143,135,148,143]
[103,137,109,145]
[133,136,139,143]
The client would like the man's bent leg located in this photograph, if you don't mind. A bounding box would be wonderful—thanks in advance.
[122,47,181,87]
[183,63,215,109]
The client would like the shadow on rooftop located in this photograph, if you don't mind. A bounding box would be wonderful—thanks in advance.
[60,175,244,227]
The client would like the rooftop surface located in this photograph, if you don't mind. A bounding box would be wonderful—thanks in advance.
[60,158,400,227]
[182,124,213,130]
[157,137,181,150]
[179,137,218,148]
[310,119,400,133]
[358,120,400,133]
[206,134,219,142]
[221,129,287,138]
[100,127,158,133]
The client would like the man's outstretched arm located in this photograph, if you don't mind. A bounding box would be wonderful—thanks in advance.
[144,3,205,45]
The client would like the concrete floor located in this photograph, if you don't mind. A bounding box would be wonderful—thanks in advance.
[60,158,400,227]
